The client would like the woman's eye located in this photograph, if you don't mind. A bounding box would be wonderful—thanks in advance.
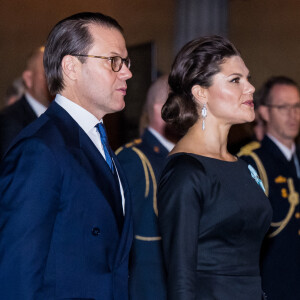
[230,77,240,83]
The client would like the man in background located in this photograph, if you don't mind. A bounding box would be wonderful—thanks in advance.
[239,76,300,300]
[0,12,133,300]
[116,76,177,300]
[0,46,52,157]
[4,77,25,106]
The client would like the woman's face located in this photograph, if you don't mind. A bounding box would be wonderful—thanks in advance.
[205,55,255,125]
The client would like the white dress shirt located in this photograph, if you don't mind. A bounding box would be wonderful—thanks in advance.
[25,92,47,117]
[148,127,175,152]
[55,94,125,213]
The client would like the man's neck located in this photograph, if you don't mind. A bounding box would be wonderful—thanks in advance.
[266,130,294,149]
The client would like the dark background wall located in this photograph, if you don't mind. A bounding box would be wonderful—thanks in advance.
[229,0,300,90]
[0,0,175,105]
[0,0,299,148]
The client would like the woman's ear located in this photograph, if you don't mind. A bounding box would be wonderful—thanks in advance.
[191,84,206,103]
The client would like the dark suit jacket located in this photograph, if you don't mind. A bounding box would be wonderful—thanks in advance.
[0,101,133,300]
[116,129,169,300]
[0,95,37,158]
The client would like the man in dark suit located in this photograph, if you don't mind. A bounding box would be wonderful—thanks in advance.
[0,46,52,158]
[239,76,300,300]
[0,12,133,300]
[116,76,176,300]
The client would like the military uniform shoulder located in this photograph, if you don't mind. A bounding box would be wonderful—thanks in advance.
[115,138,142,155]
[237,141,262,157]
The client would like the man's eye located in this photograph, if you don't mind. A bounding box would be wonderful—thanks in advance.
[230,77,240,83]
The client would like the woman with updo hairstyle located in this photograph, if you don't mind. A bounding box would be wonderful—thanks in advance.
[157,36,272,300]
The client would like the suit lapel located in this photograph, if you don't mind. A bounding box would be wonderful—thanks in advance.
[45,102,133,265]
[112,153,133,266]
[45,102,122,227]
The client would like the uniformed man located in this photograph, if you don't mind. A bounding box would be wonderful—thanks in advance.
[116,76,177,300]
[239,76,300,300]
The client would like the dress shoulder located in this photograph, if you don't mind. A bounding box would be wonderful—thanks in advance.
[162,153,206,176]
[159,153,209,201]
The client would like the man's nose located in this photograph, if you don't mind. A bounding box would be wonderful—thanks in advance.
[119,64,132,80]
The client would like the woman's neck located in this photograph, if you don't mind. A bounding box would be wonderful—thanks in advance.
[171,120,236,161]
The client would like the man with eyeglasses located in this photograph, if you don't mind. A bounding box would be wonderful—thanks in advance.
[239,76,300,300]
[0,12,133,300]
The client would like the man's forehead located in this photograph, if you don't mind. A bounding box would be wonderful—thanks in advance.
[270,84,300,103]
[88,24,125,50]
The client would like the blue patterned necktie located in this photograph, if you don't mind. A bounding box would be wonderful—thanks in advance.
[96,123,114,171]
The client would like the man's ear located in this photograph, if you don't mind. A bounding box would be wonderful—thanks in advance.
[258,105,270,123]
[61,55,78,81]
[22,70,33,89]
[191,84,207,103]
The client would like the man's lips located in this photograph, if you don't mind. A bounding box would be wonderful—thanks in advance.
[117,87,127,95]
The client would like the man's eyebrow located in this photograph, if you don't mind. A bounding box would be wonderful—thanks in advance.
[109,51,128,57]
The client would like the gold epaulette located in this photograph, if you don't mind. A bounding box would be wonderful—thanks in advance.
[115,139,142,155]
[237,141,269,196]
[237,141,261,156]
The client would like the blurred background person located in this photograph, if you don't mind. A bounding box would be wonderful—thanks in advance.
[4,77,25,106]
[0,46,52,158]
[157,36,272,299]
[116,75,178,300]
[239,76,300,300]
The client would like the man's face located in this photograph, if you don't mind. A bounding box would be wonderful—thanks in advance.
[261,84,300,146]
[73,25,132,120]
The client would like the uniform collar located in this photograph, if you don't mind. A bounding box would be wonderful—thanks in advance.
[267,133,295,161]
[25,92,47,117]
[148,127,174,152]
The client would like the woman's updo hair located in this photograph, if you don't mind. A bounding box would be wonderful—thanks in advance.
[162,35,240,134]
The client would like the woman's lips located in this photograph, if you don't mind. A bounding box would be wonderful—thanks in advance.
[243,100,254,107]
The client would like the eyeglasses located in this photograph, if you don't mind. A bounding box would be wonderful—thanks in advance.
[73,54,131,72]
[266,103,300,115]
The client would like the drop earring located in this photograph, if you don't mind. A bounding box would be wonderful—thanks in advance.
[201,103,207,130]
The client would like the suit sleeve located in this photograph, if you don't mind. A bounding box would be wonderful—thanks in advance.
[157,155,206,300]
[117,147,146,218]
[0,138,61,300]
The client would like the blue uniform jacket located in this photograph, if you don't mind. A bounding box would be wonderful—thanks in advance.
[0,101,133,300]
[116,129,169,300]
[239,135,300,300]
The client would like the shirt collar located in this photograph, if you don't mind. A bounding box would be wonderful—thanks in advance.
[25,92,47,117]
[267,133,295,161]
[148,127,174,152]
[55,94,101,134]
